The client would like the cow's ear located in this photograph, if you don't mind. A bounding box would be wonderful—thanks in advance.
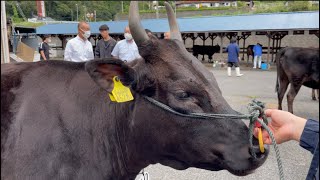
[85,59,136,92]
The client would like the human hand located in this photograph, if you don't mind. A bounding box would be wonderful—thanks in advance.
[254,109,307,145]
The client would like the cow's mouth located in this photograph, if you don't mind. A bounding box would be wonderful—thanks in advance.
[225,137,270,176]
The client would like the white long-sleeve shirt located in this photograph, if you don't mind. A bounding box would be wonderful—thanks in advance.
[111,39,141,62]
[64,35,94,62]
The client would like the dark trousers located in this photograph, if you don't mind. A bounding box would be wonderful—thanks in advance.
[228,62,239,67]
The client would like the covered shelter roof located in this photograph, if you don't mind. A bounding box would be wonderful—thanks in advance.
[14,26,36,34]
[36,11,319,35]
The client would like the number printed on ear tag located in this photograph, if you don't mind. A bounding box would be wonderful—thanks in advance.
[109,76,134,103]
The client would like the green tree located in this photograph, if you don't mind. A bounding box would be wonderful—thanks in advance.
[5,2,19,23]
[12,3,22,22]
[19,1,37,18]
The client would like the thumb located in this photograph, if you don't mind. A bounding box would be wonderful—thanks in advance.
[264,109,275,117]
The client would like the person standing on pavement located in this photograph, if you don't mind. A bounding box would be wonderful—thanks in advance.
[64,21,94,62]
[253,42,263,69]
[39,34,51,61]
[111,26,141,62]
[225,37,243,77]
[95,24,117,59]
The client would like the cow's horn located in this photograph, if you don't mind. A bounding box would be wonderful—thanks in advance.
[164,2,182,41]
[129,1,149,46]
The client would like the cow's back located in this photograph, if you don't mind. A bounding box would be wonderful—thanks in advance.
[1,62,35,151]
[3,61,92,178]
[1,61,84,146]
[1,61,124,179]
[280,47,319,88]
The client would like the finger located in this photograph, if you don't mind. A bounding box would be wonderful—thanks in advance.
[262,129,272,145]
[264,138,272,145]
[264,109,275,117]
[263,135,272,144]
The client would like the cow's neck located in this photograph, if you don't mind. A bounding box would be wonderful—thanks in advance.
[114,94,191,178]
[102,95,152,179]
[108,97,148,179]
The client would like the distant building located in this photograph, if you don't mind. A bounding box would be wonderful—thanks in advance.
[175,1,237,8]
[28,16,56,23]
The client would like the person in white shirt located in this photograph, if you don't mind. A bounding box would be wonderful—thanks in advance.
[111,26,141,62]
[64,21,94,62]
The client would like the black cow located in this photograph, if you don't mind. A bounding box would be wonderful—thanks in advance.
[1,2,268,179]
[275,47,319,114]
[246,45,254,63]
[193,44,220,63]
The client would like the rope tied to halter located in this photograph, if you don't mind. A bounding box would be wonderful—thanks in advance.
[247,99,284,180]
[143,96,285,180]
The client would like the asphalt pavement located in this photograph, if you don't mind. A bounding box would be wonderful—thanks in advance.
[136,68,319,180]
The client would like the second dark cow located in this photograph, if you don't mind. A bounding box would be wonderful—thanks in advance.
[275,47,319,114]
[193,44,220,63]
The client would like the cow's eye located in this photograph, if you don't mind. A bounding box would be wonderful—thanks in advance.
[176,92,190,99]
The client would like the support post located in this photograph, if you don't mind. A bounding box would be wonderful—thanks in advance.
[279,38,282,51]
[209,33,217,46]
[266,32,271,64]
[241,34,250,61]
[219,33,225,62]
[198,33,209,61]
[58,35,67,50]
[212,35,214,46]
[1,1,10,63]
[236,36,242,45]
[192,33,197,46]
[242,36,246,61]
[275,37,279,55]
[182,33,189,45]
[271,35,275,62]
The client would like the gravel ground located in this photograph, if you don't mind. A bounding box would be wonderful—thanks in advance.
[136,68,319,180]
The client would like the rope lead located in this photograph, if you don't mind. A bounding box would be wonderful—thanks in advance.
[143,96,285,180]
[248,99,284,180]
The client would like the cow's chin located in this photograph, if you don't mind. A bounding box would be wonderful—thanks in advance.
[159,156,189,170]
[194,144,269,176]
[224,145,270,176]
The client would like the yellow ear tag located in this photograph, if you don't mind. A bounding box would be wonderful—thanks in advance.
[109,76,134,103]
[258,128,265,153]
[108,94,116,102]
